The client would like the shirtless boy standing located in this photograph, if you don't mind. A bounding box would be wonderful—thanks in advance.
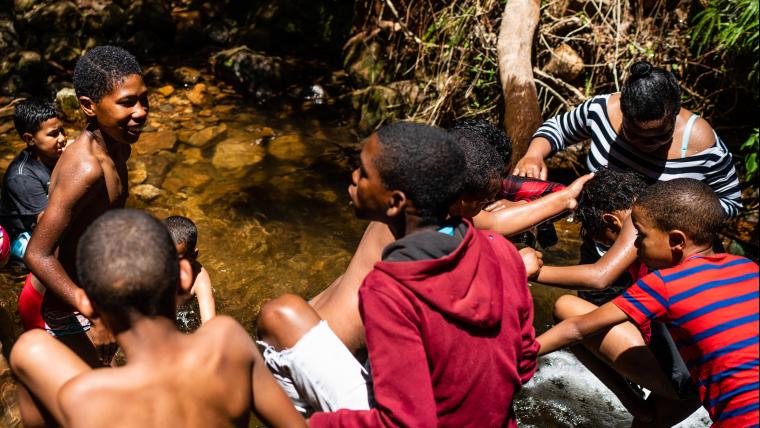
[24,45,148,367]
[11,209,306,428]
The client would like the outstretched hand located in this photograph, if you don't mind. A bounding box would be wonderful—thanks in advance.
[86,319,117,366]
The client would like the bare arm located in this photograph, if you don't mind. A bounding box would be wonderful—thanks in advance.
[192,266,216,324]
[535,216,638,290]
[473,173,593,235]
[25,163,101,309]
[537,302,630,355]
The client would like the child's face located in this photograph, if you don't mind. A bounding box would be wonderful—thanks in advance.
[348,134,396,221]
[631,206,673,269]
[27,117,66,164]
[92,74,149,145]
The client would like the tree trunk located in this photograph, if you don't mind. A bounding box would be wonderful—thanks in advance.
[497,0,542,165]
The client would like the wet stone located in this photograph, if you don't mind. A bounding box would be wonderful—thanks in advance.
[187,83,207,106]
[127,160,148,185]
[156,85,175,96]
[212,137,266,170]
[173,66,201,86]
[131,184,162,202]
[135,130,177,155]
[198,109,213,117]
[55,87,80,122]
[162,164,212,193]
[187,123,227,147]
[268,134,309,162]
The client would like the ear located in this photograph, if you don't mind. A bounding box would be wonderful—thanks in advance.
[178,258,194,296]
[602,213,623,234]
[385,190,408,218]
[22,132,35,146]
[78,96,97,119]
[74,288,98,320]
[668,230,687,252]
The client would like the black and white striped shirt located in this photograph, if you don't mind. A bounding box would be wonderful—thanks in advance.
[533,94,743,217]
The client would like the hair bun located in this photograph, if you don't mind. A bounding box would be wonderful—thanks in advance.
[630,61,653,78]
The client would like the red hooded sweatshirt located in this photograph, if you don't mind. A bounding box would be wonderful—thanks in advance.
[310,220,539,427]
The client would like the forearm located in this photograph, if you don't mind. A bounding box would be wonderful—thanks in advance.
[536,264,612,290]
[523,137,553,159]
[486,189,573,236]
[194,268,216,323]
[24,248,80,309]
[537,319,584,356]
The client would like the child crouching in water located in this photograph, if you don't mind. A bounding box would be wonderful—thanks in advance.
[538,178,759,427]
[164,216,215,325]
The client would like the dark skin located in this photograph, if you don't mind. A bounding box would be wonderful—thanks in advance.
[24,74,149,366]
[11,259,306,428]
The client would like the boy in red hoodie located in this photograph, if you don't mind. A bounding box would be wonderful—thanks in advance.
[301,122,539,427]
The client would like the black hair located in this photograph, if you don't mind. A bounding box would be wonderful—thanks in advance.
[374,122,466,225]
[73,45,142,102]
[634,178,724,246]
[77,209,178,319]
[449,118,512,167]
[620,61,681,123]
[13,99,59,139]
[575,168,648,239]
[448,119,509,201]
[164,215,198,252]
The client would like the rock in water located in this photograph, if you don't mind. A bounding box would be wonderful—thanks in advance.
[135,130,177,155]
[212,137,266,170]
[210,46,295,100]
[131,184,162,202]
[187,124,227,147]
[173,66,201,86]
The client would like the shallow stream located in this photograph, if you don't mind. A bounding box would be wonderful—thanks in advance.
[0,77,710,427]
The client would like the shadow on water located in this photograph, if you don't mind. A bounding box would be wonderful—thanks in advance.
[0,75,710,427]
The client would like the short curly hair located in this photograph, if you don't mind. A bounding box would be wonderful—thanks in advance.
[634,178,724,246]
[448,119,508,202]
[13,98,59,138]
[164,215,198,252]
[73,45,142,102]
[375,122,465,226]
[575,168,648,239]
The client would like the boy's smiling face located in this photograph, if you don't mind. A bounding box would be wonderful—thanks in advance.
[348,134,398,222]
[91,74,149,145]
[27,117,66,165]
[631,206,674,269]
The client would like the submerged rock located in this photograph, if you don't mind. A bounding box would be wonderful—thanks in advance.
[186,83,207,106]
[127,159,148,185]
[135,130,177,155]
[187,123,227,147]
[212,137,266,170]
[210,46,296,100]
[131,183,161,202]
[156,84,175,97]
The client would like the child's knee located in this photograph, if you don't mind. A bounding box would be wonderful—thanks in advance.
[552,294,581,322]
[256,294,318,348]
[10,330,51,374]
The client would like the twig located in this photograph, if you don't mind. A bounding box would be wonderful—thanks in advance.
[533,68,588,101]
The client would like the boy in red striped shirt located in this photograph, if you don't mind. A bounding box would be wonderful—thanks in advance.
[537,178,759,427]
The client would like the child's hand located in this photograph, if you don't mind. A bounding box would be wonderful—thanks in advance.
[87,318,117,365]
[564,173,594,210]
[519,247,543,280]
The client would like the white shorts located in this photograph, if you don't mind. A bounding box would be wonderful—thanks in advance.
[257,320,372,416]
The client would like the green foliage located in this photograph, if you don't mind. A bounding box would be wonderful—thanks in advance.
[740,128,759,182]
[691,0,759,94]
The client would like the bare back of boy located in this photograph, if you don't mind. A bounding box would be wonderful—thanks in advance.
[15,316,302,428]
[26,130,131,363]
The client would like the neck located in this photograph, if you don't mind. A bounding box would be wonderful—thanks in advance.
[387,212,444,240]
[114,316,181,363]
[85,123,116,153]
[679,242,715,263]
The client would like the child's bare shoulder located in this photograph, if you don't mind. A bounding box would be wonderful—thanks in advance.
[196,315,251,345]
[58,368,130,423]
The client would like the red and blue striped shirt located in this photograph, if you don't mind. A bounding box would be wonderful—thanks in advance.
[613,254,759,427]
